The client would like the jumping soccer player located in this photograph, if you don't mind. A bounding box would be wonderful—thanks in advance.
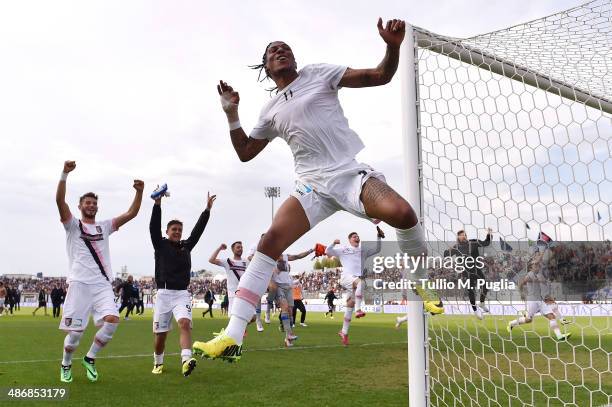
[270,248,313,347]
[326,226,384,346]
[444,228,492,320]
[56,160,143,383]
[507,250,571,341]
[193,18,442,362]
[150,190,215,376]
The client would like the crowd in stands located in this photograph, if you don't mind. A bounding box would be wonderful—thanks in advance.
[3,242,609,304]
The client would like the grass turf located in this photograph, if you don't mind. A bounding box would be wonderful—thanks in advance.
[0,308,609,406]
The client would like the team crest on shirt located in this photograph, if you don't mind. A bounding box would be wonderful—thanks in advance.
[96,225,102,234]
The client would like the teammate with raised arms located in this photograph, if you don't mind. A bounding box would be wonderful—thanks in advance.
[56,160,143,382]
[150,188,216,376]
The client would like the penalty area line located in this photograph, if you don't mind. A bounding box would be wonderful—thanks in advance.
[0,340,407,365]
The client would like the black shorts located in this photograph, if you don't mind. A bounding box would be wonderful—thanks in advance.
[39,301,47,307]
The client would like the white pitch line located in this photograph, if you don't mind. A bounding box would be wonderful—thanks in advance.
[0,341,407,365]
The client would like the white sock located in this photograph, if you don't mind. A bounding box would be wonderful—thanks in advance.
[342,307,353,335]
[62,331,82,366]
[550,319,562,338]
[154,352,164,365]
[397,315,408,324]
[226,252,276,344]
[396,224,427,280]
[181,349,192,363]
[509,317,527,327]
[355,280,363,311]
[281,313,292,336]
[86,322,118,359]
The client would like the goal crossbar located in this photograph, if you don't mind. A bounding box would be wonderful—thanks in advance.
[413,26,612,115]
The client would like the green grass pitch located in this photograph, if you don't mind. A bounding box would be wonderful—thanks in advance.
[0,308,609,406]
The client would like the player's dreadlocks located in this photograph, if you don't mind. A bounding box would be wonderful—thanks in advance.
[249,42,278,94]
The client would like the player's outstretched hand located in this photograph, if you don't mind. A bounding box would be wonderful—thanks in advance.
[133,180,144,192]
[377,18,405,48]
[217,80,240,114]
[333,239,341,245]
[153,185,163,205]
[376,226,386,239]
[220,243,227,250]
[207,192,217,210]
[63,160,76,173]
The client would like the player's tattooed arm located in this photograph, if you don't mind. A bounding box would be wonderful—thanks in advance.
[114,180,144,229]
[287,248,315,261]
[339,18,405,88]
[217,80,269,162]
[209,243,226,267]
[56,160,75,223]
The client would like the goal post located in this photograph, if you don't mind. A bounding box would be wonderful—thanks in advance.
[401,24,429,407]
[401,1,611,406]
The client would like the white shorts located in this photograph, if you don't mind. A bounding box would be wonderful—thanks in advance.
[271,284,294,308]
[292,161,386,228]
[0,297,4,305]
[59,282,119,331]
[340,274,360,291]
[153,289,192,333]
[525,300,557,318]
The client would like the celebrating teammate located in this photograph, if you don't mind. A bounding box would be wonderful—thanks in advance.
[507,249,571,341]
[193,18,442,363]
[326,226,384,346]
[150,189,215,376]
[270,249,314,347]
[209,242,249,315]
[56,160,143,383]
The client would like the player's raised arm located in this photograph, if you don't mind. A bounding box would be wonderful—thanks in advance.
[218,80,269,162]
[338,18,405,88]
[209,243,227,267]
[365,226,385,257]
[184,192,215,251]
[56,160,75,223]
[474,228,493,247]
[114,180,144,229]
[326,239,341,257]
[287,248,315,261]
[149,192,163,249]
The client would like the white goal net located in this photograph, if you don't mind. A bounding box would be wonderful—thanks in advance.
[403,1,612,406]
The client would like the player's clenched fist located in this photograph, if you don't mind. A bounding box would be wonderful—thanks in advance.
[63,161,76,173]
[133,180,145,191]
